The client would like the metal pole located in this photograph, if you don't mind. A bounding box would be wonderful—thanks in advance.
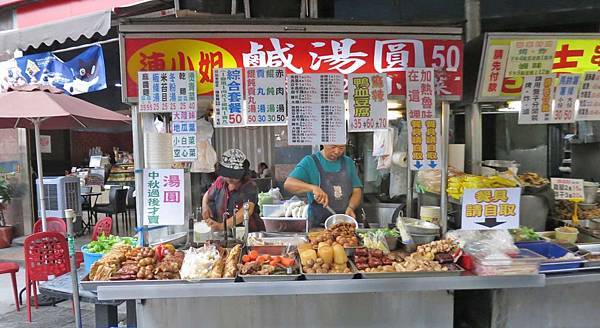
[440,102,450,234]
[131,106,145,245]
[65,209,82,328]
[406,170,413,218]
[33,119,47,232]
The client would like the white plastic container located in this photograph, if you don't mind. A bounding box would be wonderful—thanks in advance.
[261,204,285,217]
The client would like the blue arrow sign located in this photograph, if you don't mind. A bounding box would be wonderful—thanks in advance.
[428,161,437,168]
[415,161,423,169]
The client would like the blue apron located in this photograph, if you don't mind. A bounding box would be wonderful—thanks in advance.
[309,154,353,228]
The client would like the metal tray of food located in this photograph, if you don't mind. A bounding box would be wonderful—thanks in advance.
[80,275,194,292]
[300,264,356,280]
[239,272,301,282]
[350,262,463,279]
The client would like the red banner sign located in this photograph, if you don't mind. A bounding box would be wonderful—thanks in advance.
[124,37,463,99]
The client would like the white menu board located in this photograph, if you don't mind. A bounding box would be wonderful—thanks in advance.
[551,178,584,200]
[405,68,439,170]
[143,169,185,226]
[552,74,579,123]
[406,68,436,119]
[518,75,554,124]
[245,67,287,126]
[138,71,197,112]
[287,74,344,104]
[288,103,346,145]
[506,40,556,77]
[214,68,244,127]
[172,134,197,162]
[287,73,345,145]
[576,72,600,121]
[348,73,388,132]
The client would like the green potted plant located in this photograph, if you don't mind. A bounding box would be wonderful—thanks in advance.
[0,177,15,248]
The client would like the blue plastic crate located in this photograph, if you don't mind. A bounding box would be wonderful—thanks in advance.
[516,241,583,272]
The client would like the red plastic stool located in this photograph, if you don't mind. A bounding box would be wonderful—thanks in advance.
[0,262,20,312]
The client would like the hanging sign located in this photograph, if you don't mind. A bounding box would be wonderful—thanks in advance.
[143,169,185,225]
[288,103,346,145]
[138,71,197,112]
[171,121,197,134]
[213,68,244,127]
[480,45,509,98]
[407,118,441,170]
[518,75,554,124]
[245,67,287,126]
[288,74,344,104]
[40,135,51,153]
[287,74,346,145]
[405,68,440,170]
[461,188,521,230]
[0,45,107,95]
[348,73,388,132]
[551,178,584,200]
[576,72,600,121]
[477,35,600,101]
[506,40,557,77]
[123,37,463,100]
[552,74,579,123]
[172,134,197,162]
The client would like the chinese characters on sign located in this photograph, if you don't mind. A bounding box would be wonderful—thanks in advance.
[214,68,244,127]
[172,134,197,162]
[576,72,600,121]
[480,45,509,98]
[405,68,440,170]
[125,37,463,99]
[406,68,436,119]
[461,188,521,230]
[407,118,441,170]
[138,71,197,112]
[506,40,556,77]
[348,73,388,132]
[478,37,600,100]
[143,169,185,225]
[551,178,584,200]
[553,74,579,123]
[245,67,287,125]
[518,75,554,124]
[287,74,346,145]
[171,121,197,134]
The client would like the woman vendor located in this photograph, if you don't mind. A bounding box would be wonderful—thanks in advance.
[284,144,363,228]
[202,149,265,232]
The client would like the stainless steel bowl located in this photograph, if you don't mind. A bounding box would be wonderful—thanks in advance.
[409,233,437,244]
[399,217,440,235]
[325,214,358,230]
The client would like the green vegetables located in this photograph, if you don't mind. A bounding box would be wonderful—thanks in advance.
[509,227,540,242]
[381,228,401,238]
[85,234,137,254]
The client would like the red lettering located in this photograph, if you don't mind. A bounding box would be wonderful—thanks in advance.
[552,44,584,70]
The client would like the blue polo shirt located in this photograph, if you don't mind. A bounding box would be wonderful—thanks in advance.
[288,152,362,206]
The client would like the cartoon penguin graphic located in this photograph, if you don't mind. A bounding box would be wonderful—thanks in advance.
[62,58,100,95]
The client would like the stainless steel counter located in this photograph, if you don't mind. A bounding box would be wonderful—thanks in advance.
[95,273,600,328]
[96,274,545,300]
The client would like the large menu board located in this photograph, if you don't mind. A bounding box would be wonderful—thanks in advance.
[245,67,287,126]
[213,68,244,127]
[287,74,346,145]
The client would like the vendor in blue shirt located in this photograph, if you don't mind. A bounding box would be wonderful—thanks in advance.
[284,144,363,228]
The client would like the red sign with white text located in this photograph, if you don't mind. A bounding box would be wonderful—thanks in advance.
[123,37,463,100]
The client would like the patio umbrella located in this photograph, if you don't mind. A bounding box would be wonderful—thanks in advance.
[0,85,130,231]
